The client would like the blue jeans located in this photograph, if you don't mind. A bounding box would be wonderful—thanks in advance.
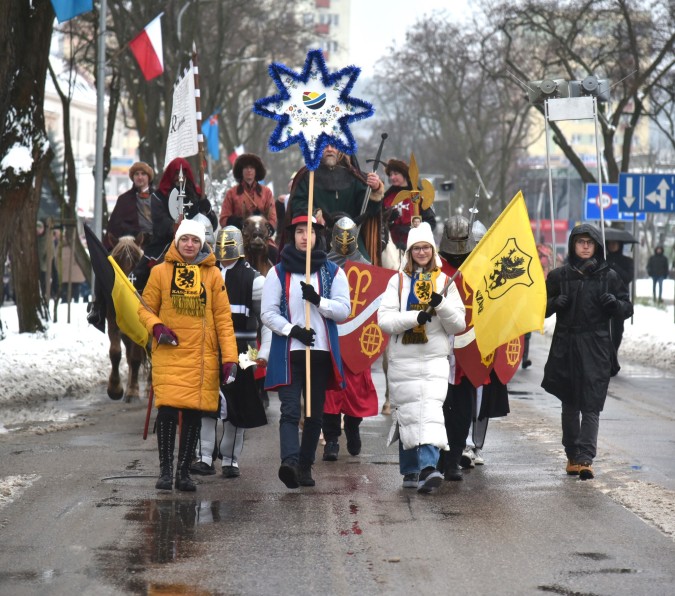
[278,350,331,467]
[652,276,665,301]
[399,443,440,475]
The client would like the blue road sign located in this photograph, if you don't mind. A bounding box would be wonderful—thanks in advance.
[584,184,646,222]
[619,173,675,212]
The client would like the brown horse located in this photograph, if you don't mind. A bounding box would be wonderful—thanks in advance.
[107,235,149,402]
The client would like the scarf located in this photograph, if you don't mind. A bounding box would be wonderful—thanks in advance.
[280,243,327,274]
[402,269,441,345]
[171,262,206,316]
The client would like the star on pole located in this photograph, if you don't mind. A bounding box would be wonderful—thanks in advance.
[253,49,374,170]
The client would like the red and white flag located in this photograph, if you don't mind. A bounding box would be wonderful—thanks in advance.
[228,144,245,165]
[129,14,164,81]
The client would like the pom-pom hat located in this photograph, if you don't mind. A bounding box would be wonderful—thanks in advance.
[174,218,206,247]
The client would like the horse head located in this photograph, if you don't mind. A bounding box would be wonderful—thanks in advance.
[110,235,144,275]
[242,215,273,256]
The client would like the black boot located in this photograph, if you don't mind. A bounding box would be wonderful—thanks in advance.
[443,450,463,482]
[298,464,315,487]
[175,417,200,492]
[155,415,176,490]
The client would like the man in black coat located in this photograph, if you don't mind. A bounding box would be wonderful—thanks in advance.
[605,239,634,352]
[542,224,632,481]
[647,246,669,303]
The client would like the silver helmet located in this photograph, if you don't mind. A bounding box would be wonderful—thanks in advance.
[331,216,358,256]
[215,226,244,261]
[439,215,473,256]
[472,220,487,245]
[192,213,215,247]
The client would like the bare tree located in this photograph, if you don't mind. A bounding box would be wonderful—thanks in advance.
[492,0,675,183]
[0,0,55,332]
[368,17,533,217]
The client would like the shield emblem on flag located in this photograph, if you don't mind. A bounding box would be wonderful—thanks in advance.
[493,336,524,384]
[452,272,495,388]
[337,261,391,374]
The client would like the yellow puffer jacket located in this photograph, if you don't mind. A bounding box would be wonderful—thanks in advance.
[138,243,238,412]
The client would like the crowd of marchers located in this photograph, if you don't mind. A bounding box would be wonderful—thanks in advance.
[86,147,635,495]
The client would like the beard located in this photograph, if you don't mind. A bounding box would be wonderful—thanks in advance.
[322,154,337,168]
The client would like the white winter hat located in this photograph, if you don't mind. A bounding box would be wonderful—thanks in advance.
[174,218,206,247]
[403,222,442,268]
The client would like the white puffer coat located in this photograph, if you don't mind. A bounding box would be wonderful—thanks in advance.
[378,270,466,450]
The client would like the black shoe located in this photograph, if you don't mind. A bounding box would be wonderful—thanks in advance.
[322,441,339,461]
[298,465,315,487]
[278,463,299,488]
[417,467,443,494]
[190,461,216,476]
[222,465,241,478]
[86,302,106,333]
[345,428,361,456]
[444,464,463,482]
[155,473,172,490]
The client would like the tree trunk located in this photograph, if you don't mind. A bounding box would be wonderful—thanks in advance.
[0,0,54,333]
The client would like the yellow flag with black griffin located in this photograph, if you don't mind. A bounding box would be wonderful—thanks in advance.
[458,191,546,358]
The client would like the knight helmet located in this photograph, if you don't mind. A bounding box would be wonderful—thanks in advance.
[439,215,474,256]
[472,220,487,245]
[215,226,244,261]
[331,216,359,256]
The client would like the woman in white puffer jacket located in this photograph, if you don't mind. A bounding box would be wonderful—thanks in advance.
[378,222,465,494]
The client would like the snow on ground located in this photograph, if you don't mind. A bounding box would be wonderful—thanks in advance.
[0,279,673,433]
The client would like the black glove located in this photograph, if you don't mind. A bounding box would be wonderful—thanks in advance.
[300,281,321,306]
[600,292,618,313]
[289,325,316,347]
[352,213,368,226]
[553,294,570,312]
[429,292,443,308]
[417,311,433,325]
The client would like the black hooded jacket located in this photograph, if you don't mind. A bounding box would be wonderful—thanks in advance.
[541,224,633,411]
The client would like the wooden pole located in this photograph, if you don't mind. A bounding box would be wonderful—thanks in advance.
[305,171,315,418]
[192,43,206,195]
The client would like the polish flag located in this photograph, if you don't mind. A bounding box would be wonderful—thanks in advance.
[228,144,246,165]
[129,14,164,81]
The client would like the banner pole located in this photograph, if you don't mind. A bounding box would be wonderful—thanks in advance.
[192,43,206,195]
[305,171,315,419]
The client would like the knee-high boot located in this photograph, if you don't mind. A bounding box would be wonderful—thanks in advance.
[156,415,177,490]
[175,416,200,492]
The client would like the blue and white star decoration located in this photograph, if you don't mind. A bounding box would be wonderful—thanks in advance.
[253,49,374,171]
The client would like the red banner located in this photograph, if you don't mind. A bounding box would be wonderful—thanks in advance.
[493,336,524,384]
[337,261,392,374]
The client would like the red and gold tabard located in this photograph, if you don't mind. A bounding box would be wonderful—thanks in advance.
[336,261,392,375]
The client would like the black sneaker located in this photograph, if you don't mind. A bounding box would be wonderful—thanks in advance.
[222,465,241,478]
[190,461,216,475]
[402,473,419,488]
[278,463,299,488]
[322,441,339,461]
[417,467,443,494]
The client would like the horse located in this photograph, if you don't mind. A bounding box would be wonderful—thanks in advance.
[241,215,276,275]
[106,235,149,402]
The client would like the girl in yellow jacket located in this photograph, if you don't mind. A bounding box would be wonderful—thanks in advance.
[139,218,238,491]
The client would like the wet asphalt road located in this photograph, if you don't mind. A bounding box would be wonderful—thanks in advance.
[0,333,674,595]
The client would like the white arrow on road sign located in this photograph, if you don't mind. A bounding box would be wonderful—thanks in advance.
[645,179,669,210]
[623,177,636,209]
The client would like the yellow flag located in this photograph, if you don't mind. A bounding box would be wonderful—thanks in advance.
[458,191,546,358]
[108,256,150,347]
